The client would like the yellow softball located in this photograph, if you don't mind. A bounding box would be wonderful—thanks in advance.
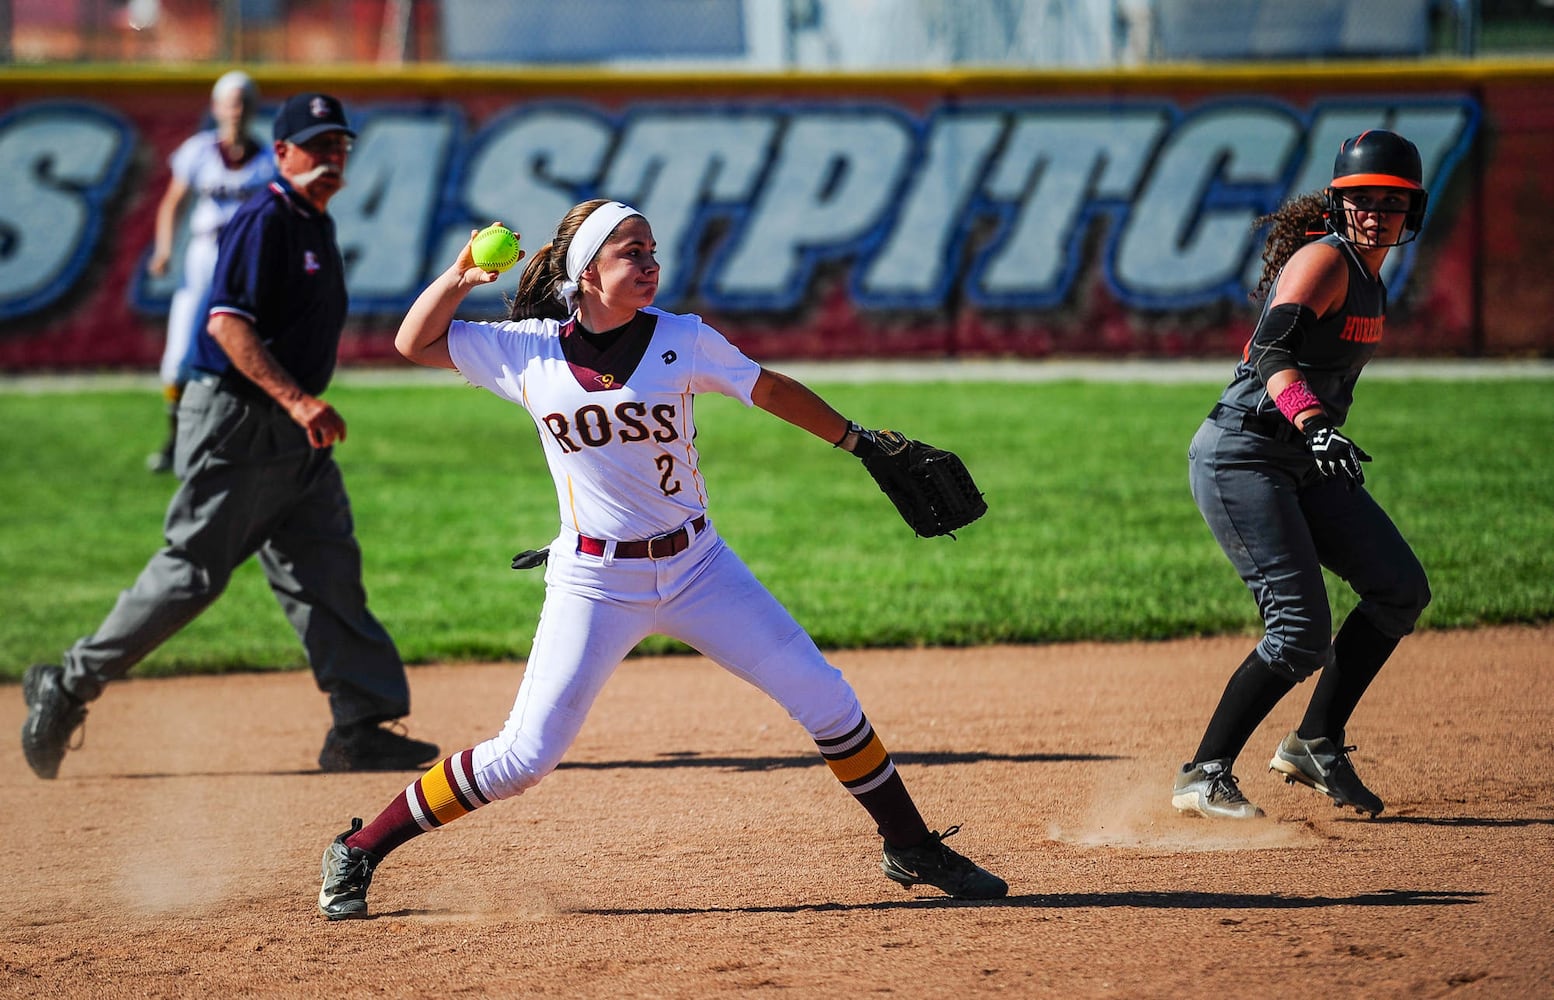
[471,224,522,274]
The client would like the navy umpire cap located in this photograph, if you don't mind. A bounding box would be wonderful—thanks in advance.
[273,93,356,145]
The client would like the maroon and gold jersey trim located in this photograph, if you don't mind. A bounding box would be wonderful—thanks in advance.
[560,311,659,393]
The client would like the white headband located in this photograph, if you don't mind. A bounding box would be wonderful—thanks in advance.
[558,201,642,311]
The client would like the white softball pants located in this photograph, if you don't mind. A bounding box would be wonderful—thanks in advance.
[160,233,219,386]
[471,520,865,801]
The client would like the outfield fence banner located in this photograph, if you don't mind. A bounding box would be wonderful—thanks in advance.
[1,64,1549,370]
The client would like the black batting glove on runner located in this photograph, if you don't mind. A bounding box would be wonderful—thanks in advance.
[1303,415,1372,488]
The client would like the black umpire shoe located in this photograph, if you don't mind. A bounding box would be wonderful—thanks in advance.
[21,664,88,780]
[318,720,439,773]
[881,825,1008,900]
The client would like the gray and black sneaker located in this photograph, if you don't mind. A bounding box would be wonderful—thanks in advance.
[881,825,1008,900]
[1269,732,1384,817]
[1172,758,1263,819]
[318,818,380,920]
[145,442,174,474]
[21,664,87,780]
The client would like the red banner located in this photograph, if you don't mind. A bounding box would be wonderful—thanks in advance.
[1,64,1548,371]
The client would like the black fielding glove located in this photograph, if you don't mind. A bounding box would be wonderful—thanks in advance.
[850,425,988,538]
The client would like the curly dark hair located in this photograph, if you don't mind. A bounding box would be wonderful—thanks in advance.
[1250,191,1329,301]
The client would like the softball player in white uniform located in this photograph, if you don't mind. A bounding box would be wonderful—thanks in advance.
[316,200,1006,918]
[144,71,276,472]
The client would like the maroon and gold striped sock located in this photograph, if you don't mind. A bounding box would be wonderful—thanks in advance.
[816,716,930,848]
[347,748,492,859]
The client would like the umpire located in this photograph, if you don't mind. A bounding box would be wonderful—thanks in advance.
[21,93,438,778]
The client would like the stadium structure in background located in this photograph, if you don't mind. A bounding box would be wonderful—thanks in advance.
[2,0,1546,68]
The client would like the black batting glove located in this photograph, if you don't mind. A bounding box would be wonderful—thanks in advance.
[1303,415,1372,488]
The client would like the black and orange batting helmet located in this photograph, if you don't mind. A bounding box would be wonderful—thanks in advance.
[1325,129,1428,247]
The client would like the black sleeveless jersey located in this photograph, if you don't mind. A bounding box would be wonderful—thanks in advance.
[1218,234,1387,426]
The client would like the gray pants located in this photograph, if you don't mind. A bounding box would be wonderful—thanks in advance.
[62,378,410,727]
[1188,418,1430,681]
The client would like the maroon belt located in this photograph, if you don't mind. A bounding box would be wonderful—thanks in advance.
[577,515,707,560]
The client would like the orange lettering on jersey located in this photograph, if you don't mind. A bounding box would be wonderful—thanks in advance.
[1340,315,1384,344]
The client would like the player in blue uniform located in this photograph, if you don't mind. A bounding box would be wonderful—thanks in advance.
[1171,130,1433,820]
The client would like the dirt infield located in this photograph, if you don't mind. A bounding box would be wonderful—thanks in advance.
[3,625,1550,998]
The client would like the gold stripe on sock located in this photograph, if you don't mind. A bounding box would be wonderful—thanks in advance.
[825,732,890,785]
[420,757,472,826]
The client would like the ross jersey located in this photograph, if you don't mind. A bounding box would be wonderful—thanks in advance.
[447,307,762,541]
[1220,234,1387,426]
[167,130,276,241]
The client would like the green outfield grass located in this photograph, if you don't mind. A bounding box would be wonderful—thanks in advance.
[2,376,1550,680]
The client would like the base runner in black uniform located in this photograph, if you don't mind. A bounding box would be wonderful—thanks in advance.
[1172,130,1433,820]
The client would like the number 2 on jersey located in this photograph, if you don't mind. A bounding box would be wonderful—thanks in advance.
[654,454,682,496]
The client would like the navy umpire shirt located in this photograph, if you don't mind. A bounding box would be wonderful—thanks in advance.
[188,177,348,397]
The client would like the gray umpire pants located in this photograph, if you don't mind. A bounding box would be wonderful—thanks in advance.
[61,377,411,728]
[1187,417,1431,681]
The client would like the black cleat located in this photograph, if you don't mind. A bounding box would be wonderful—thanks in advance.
[881,825,1007,900]
[1270,732,1384,817]
[318,818,379,920]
